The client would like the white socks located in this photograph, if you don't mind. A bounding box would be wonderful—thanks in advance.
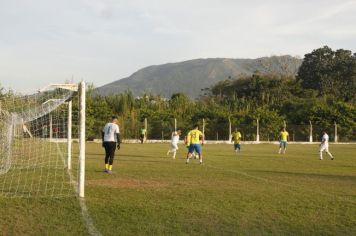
[320,151,334,160]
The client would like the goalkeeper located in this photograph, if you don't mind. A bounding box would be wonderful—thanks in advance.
[102,116,121,174]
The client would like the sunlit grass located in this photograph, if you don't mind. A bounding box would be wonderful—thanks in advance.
[1,142,355,235]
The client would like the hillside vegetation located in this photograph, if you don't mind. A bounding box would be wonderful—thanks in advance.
[81,46,356,141]
[96,56,302,98]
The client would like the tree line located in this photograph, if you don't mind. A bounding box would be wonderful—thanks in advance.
[1,46,355,141]
[84,46,356,141]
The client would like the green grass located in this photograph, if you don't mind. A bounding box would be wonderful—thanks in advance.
[1,143,356,235]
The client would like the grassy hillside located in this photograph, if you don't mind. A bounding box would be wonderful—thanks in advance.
[96,56,302,98]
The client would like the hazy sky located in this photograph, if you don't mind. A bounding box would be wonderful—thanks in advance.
[1,0,356,93]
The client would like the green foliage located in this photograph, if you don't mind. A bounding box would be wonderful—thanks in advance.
[3,46,354,141]
[297,46,356,102]
[2,46,355,141]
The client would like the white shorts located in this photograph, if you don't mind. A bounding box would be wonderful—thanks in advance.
[320,144,329,152]
[171,143,178,151]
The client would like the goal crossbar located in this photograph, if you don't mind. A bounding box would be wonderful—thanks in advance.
[0,81,86,198]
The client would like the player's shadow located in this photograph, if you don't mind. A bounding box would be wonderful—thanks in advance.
[118,154,171,163]
[119,159,170,164]
[85,155,105,159]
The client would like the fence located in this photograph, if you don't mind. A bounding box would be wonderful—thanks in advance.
[121,118,356,142]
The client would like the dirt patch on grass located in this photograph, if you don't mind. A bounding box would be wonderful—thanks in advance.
[87,179,168,188]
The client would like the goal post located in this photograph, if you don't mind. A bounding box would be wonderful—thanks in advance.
[67,100,72,170]
[79,81,86,198]
[0,81,86,198]
[38,81,86,197]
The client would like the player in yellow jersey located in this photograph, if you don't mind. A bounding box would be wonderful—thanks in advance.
[184,135,198,159]
[231,128,242,153]
[186,124,204,164]
[278,127,289,154]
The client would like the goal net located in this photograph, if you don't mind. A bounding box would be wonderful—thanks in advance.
[0,83,85,198]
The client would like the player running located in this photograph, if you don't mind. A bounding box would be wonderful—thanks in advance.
[184,135,198,159]
[231,128,242,153]
[167,129,181,159]
[319,131,334,160]
[278,127,289,154]
[186,124,204,164]
[102,116,121,174]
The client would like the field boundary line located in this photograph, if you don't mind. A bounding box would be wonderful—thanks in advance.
[205,164,356,205]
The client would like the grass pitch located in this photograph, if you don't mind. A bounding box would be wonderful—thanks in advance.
[1,143,356,235]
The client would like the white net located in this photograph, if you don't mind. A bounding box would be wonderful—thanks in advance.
[0,85,78,197]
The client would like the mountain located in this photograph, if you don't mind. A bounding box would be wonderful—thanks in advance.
[95,55,302,98]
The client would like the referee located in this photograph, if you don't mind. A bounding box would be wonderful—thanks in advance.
[102,116,121,173]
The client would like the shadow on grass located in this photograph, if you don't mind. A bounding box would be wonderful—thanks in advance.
[118,158,170,164]
[248,169,356,181]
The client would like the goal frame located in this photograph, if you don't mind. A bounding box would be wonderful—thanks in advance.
[39,81,86,198]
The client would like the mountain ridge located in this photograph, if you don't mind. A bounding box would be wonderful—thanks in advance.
[95,55,302,98]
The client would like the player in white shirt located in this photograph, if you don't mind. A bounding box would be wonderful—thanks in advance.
[167,129,181,159]
[102,116,121,173]
[319,131,334,160]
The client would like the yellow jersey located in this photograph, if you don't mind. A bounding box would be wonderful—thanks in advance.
[187,129,203,145]
[232,131,242,144]
[280,131,289,141]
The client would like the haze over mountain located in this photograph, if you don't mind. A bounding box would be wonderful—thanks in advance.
[96,56,302,98]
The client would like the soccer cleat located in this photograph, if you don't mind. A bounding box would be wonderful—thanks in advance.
[331,157,334,160]
[107,170,112,174]
[104,169,108,173]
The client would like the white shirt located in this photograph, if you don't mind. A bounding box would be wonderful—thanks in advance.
[321,133,329,144]
[103,123,120,142]
[171,131,180,144]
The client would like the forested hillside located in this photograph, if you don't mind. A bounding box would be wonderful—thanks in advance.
[84,46,355,141]
[1,46,355,141]
[96,56,302,98]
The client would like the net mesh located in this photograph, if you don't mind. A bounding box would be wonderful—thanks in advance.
[0,87,77,197]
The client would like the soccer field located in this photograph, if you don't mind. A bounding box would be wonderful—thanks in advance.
[1,143,356,235]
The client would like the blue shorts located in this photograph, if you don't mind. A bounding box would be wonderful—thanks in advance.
[234,144,241,150]
[280,141,287,148]
[188,144,202,154]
